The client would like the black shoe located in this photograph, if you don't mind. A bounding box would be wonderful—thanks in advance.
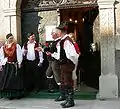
[62,100,75,108]
[16,94,25,99]
[60,100,67,106]
[55,95,66,101]
[48,89,55,93]
[7,97,15,100]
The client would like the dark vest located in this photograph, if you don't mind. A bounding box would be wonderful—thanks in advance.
[50,39,60,53]
[23,42,39,60]
[60,36,74,61]
[46,39,60,61]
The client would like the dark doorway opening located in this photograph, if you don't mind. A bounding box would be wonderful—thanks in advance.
[60,7,100,90]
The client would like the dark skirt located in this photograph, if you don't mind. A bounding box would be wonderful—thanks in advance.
[0,63,24,98]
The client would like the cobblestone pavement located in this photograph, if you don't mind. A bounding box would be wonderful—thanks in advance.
[0,98,120,109]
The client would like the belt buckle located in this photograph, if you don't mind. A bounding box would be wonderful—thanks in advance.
[7,62,15,64]
[59,59,63,63]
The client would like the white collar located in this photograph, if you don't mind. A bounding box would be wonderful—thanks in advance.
[27,41,36,44]
[54,37,61,41]
[61,34,69,40]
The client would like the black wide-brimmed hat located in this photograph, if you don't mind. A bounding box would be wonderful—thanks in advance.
[56,21,68,31]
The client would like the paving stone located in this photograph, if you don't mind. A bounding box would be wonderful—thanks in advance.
[0,98,120,109]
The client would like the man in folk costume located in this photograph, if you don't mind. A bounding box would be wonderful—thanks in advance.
[55,22,79,108]
[46,28,61,93]
[22,33,44,93]
[0,33,23,100]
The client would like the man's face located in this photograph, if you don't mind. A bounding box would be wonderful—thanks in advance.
[57,31,62,37]
[51,32,58,39]
[28,34,35,42]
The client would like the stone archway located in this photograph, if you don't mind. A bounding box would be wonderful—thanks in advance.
[16,0,22,9]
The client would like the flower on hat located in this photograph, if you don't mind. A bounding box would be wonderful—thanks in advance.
[57,21,69,31]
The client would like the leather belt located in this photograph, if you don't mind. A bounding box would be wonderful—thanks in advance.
[59,59,72,64]
[7,62,17,64]
[26,59,39,62]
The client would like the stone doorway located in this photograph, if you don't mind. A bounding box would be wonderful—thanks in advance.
[60,7,100,91]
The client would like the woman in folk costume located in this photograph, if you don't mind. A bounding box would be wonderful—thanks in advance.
[0,33,23,100]
[69,33,81,91]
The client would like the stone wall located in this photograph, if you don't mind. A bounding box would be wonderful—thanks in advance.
[0,0,5,41]
[116,3,120,50]
[115,3,120,95]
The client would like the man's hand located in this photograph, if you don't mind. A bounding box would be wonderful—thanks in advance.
[24,50,28,54]
[18,64,21,69]
[38,62,42,67]
[35,47,42,52]
[46,51,51,56]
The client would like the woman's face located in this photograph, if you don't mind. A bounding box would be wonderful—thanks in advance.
[71,37,75,42]
[91,43,96,52]
[7,36,14,43]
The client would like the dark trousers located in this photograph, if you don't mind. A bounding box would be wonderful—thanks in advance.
[60,61,75,87]
[56,61,75,103]
[46,60,60,84]
[23,60,39,92]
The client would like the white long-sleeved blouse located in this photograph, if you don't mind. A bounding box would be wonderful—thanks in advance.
[22,41,44,64]
[0,44,23,65]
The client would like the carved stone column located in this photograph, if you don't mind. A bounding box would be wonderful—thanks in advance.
[97,0,118,99]
[3,0,22,43]
[3,8,21,43]
[57,8,60,26]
